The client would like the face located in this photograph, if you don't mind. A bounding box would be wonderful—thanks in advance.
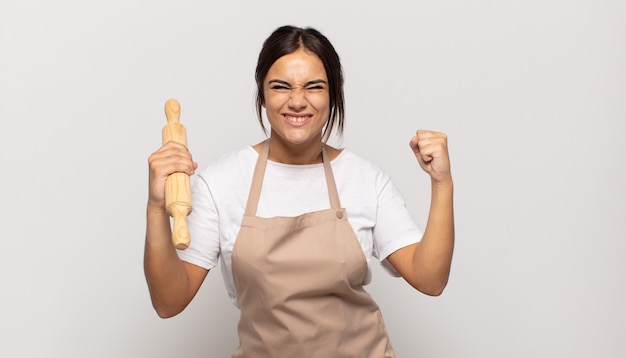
[263,48,330,148]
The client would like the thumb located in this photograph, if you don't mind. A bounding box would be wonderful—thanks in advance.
[409,136,430,171]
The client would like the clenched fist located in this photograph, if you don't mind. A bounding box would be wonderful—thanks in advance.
[409,130,452,185]
[147,141,198,209]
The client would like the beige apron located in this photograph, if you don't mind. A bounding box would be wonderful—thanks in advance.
[231,141,395,358]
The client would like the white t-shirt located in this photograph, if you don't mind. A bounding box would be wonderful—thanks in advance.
[177,146,423,306]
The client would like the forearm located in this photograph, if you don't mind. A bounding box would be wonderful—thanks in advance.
[144,204,193,317]
[413,180,455,295]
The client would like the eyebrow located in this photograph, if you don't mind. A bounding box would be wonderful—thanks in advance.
[268,79,328,87]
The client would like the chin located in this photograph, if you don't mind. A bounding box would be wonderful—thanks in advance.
[273,131,319,146]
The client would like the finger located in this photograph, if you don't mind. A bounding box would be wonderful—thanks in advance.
[149,148,196,177]
[410,134,433,166]
[418,148,434,164]
[161,156,196,176]
[415,137,435,160]
[153,141,191,157]
[409,135,419,152]
[417,131,448,153]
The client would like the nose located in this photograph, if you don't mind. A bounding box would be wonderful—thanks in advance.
[288,89,307,111]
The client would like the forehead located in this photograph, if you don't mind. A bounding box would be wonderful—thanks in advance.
[266,49,327,82]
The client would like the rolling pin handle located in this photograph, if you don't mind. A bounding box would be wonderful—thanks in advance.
[170,204,191,250]
[165,98,181,125]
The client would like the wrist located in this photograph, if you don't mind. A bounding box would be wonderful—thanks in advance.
[431,177,453,190]
[147,200,168,215]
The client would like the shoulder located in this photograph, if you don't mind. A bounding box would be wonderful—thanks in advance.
[332,148,393,192]
[194,146,257,191]
[333,148,388,177]
[199,146,256,175]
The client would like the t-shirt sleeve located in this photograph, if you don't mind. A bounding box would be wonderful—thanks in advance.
[176,173,221,270]
[372,172,423,275]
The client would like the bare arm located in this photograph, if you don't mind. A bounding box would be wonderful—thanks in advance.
[144,141,208,318]
[387,130,454,296]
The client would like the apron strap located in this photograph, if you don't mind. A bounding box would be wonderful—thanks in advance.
[322,146,341,209]
[245,140,270,216]
[244,140,342,216]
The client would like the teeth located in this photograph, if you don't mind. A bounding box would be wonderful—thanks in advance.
[286,115,307,123]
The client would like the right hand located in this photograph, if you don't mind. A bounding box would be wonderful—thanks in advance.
[147,141,198,210]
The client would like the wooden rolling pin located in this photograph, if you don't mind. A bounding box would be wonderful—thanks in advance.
[162,98,192,250]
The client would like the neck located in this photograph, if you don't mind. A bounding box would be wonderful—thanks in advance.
[267,135,324,165]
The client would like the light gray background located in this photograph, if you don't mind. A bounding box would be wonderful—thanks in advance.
[1,0,624,357]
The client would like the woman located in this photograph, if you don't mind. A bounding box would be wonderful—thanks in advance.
[145,25,454,357]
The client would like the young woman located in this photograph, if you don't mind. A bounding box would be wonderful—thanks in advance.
[145,25,454,357]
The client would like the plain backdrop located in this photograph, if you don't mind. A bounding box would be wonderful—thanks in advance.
[1,0,625,357]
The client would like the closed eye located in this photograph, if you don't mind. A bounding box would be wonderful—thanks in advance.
[268,79,291,92]
[270,84,291,91]
[306,85,325,92]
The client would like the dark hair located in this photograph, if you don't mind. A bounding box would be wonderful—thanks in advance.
[255,25,345,141]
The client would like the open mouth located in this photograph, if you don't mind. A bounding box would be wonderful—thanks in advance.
[284,115,311,125]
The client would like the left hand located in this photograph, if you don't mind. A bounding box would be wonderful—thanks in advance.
[409,130,452,185]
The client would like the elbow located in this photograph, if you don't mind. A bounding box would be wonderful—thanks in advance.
[415,266,452,297]
[154,306,183,319]
[420,283,446,297]
[146,284,189,318]
[155,308,177,319]
[412,277,449,297]
[152,300,185,319]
